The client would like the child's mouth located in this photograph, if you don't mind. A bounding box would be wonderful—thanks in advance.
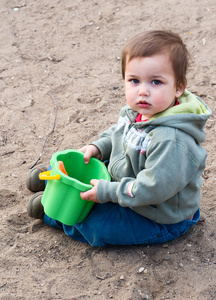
[138,101,150,108]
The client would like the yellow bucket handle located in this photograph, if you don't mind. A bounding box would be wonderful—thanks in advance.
[39,170,61,181]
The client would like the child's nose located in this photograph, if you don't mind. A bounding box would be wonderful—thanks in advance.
[138,84,150,96]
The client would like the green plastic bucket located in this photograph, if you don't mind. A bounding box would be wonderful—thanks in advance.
[40,149,111,225]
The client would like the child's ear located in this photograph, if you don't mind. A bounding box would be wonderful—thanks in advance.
[175,82,186,98]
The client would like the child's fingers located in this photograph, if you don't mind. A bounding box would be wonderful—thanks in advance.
[80,190,99,203]
[80,191,89,200]
[83,149,92,164]
[90,179,98,186]
[79,146,86,153]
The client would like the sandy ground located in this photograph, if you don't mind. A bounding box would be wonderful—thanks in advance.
[1,0,216,299]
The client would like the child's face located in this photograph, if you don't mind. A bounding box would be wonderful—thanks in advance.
[124,53,184,120]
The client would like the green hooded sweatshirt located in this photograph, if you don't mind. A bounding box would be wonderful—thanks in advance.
[92,90,212,224]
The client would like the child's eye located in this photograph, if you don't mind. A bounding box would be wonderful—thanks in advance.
[152,80,162,85]
[130,79,139,84]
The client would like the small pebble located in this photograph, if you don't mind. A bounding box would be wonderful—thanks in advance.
[140,293,149,300]
[77,118,84,123]
[138,267,145,273]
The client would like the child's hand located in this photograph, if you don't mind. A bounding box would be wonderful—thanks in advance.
[80,179,99,203]
[79,145,101,164]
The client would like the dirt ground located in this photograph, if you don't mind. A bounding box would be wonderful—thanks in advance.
[0,0,216,299]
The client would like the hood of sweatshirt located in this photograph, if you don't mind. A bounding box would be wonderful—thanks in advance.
[128,90,212,144]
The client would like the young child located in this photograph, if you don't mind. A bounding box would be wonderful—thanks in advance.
[27,30,212,246]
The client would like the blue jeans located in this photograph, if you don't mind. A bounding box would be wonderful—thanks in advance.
[44,202,200,247]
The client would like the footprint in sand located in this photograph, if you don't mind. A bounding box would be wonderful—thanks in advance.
[0,189,17,209]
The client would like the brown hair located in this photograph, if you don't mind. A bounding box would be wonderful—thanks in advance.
[121,30,190,87]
